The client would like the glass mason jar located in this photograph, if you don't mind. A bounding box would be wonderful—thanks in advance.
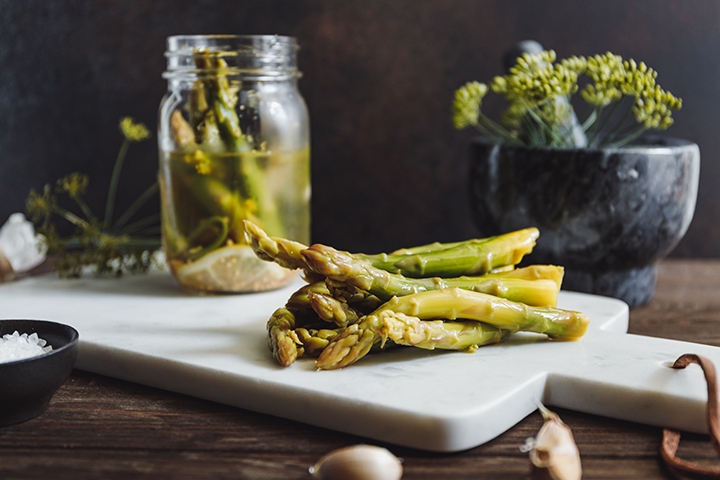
[158,35,310,293]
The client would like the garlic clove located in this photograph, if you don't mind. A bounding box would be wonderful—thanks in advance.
[309,444,403,480]
[527,404,582,480]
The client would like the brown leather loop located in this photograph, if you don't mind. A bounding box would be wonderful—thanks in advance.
[660,354,720,478]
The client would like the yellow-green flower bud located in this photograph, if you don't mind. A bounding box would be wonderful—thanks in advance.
[119,117,151,142]
[57,173,89,199]
[452,81,488,130]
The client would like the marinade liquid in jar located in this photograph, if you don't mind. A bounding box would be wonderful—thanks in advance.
[158,35,310,292]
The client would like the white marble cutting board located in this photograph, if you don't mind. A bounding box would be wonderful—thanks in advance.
[2,269,720,452]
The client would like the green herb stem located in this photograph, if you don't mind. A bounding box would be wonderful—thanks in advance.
[522,101,567,147]
[118,213,161,236]
[476,114,523,146]
[72,195,97,224]
[587,100,624,147]
[104,139,130,227]
[602,125,648,149]
[59,209,92,230]
[596,104,635,147]
[112,181,160,233]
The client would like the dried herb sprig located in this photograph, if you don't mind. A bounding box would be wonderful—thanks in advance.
[25,117,161,278]
[453,49,682,148]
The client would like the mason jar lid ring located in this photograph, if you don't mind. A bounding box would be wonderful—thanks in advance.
[163,34,300,81]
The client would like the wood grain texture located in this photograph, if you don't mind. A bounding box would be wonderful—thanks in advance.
[2,259,720,478]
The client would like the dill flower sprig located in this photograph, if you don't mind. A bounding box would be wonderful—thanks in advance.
[452,81,520,145]
[453,49,682,148]
[119,117,151,141]
[452,81,487,130]
[25,117,162,278]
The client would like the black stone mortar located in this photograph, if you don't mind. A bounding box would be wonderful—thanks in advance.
[468,136,700,307]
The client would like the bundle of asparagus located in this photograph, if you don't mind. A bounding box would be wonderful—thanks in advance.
[244,221,589,370]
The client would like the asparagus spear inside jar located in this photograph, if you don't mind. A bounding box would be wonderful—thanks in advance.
[159,43,310,293]
[244,221,590,369]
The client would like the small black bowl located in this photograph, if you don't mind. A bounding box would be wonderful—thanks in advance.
[0,319,79,427]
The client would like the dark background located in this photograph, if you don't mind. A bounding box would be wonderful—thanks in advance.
[0,0,717,255]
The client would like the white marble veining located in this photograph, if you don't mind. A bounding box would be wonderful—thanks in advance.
[1,270,717,451]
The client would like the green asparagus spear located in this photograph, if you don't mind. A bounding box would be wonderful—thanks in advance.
[323,277,381,304]
[243,219,311,271]
[356,228,538,277]
[197,111,226,152]
[170,110,197,149]
[301,243,430,299]
[189,51,285,239]
[244,220,539,279]
[284,282,331,310]
[267,279,372,329]
[267,282,329,367]
[290,327,342,358]
[269,307,337,367]
[443,266,564,306]
[192,53,248,152]
[387,230,539,257]
[267,307,300,367]
[246,220,561,305]
[489,265,515,273]
[308,291,363,328]
[442,276,560,307]
[379,311,510,350]
[315,310,510,370]
[301,243,561,305]
[491,264,564,289]
[372,288,589,340]
[314,288,588,369]
[389,240,476,255]
[183,174,245,242]
[313,322,377,370]
[187,80,209,135]
[268,313,340,366]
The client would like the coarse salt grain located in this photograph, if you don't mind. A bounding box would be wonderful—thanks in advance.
[0,331,53,363]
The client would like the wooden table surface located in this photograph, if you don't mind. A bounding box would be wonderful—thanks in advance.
[2,259,720,479]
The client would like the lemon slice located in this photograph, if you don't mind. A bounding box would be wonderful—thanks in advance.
[175,244,296,292]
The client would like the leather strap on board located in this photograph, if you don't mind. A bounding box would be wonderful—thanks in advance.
[660,354,720,479]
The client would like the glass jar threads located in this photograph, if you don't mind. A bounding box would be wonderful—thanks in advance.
[159,35,310,292]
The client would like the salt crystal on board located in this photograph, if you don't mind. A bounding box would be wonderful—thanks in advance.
[0,331,53,363]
